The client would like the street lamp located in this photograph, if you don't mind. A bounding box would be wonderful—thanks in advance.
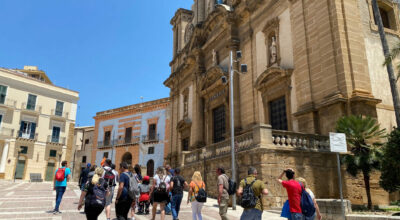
[13,147,22,182]
[228,50,247,210]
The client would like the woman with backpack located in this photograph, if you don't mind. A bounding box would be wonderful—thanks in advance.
[297,177,322,220]
[187,171,206,220]
[77,167,109,220]
[129,164,143,219]
[150,166,170,220]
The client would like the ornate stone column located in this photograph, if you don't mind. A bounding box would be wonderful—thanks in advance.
[0,141,9,173]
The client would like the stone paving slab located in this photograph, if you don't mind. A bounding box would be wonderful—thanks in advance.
[0,180,285,220]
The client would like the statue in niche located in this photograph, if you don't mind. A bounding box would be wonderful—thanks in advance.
[212,49,218,66]
[269,36,278,66]
[183,95,188,118]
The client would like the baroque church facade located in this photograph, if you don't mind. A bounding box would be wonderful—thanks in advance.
[164,0,400,207]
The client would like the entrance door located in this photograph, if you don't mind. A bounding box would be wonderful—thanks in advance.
[146,160,154,177]
[15,159,25,179]
[45,162,55,181]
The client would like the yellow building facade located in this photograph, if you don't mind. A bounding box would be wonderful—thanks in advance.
[0,66,79,181]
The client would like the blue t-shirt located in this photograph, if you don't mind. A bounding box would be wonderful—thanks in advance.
[55,167,71,187]
[119,171,131,200]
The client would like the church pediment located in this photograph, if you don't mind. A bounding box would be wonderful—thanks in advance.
[200,66,228,95]
[255,67,293,90]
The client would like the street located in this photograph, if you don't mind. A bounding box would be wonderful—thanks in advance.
[0,180,285,220]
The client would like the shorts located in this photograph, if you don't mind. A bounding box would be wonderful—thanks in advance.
[106,186,115,206]
[153,190,169,203]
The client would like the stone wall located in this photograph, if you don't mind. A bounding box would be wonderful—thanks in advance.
[317,199,351,220]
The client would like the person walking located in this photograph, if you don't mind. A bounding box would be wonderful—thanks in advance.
[297,177,322,220]
[237,167,268,220]
[170,168,188,220]
[216,167,230,220]
[138,175,151,215]
[164,164,173,215]
[150,166,171,220]
[277,168,303,220]
[77,167,109,220]
[103,159,118,220]
[187,171,206,220]
[79,163,91,190]
[130,164,142,219]
[53,161,71,214]
[115,162,134,220]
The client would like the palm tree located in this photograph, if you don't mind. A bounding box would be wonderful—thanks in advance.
[372,0,400,127]
[336,115,386,210]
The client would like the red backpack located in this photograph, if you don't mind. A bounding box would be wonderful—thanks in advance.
[55,168,65,182]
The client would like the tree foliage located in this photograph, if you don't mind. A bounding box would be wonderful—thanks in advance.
[380,128,400,193]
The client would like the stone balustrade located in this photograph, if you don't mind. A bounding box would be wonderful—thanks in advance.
[272,130,330,151]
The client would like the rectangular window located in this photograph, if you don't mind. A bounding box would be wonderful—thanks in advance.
[148,146,154,154]
[82,156,87,163]
[0,85,7,104]
[27,94,37,110]
[85,139,89,145]
[0,115,2,126]
[49,150,57,157]
[269,96,288,131]
[19,121,36,139]
[103,152,109,158]
[182,138,189,151]
[52,126,61,143]
[20,146,28,154]
[213,105,226,143]
[125,127,132,144]
[148,124,156,140]
[55,101,64,116]
[104,131,111,146]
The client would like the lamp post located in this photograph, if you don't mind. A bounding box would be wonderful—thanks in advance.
[13,147,22,182]
[228,50,247,210]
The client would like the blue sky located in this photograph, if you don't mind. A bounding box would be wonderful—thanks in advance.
[0,0,192,126]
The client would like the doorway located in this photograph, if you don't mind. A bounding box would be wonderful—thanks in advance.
[146,159,154,177]
[15,159,25,179]
[121,152,132,166]
[45,162,55,181]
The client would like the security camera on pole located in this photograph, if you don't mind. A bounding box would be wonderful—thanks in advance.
[227,50,247,210]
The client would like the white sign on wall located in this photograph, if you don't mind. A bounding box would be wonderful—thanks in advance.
[329,132,347,153]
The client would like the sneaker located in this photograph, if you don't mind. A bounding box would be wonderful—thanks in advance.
[52,210,62,214]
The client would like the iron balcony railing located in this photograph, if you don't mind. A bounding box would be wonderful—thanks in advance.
[97,139,118,148]
[0,98,17,108]
[21,102,42,114]
[51,109,69,118]
[17,130,38,140]
[47,135,66,145]
[117,136,141,146]
[142,133,160,143]
[0,127,14,137]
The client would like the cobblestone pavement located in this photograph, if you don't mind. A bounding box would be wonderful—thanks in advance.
[0,180,285,220]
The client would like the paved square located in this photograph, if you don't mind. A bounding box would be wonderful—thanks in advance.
[0,180,285,220]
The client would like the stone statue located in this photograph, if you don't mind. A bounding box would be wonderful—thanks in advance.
[212,49,218,66]
[269,36,277,66]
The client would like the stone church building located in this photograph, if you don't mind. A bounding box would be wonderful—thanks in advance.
[164,0,400,207]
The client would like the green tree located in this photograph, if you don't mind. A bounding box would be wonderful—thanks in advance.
[336,115,386,210]
[380,128,400,193]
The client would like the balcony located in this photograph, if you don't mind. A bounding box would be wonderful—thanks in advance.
[17,131,38,141]
[50,109,69,119]
[116,136,141,146]
[0,98,17,109]
[97,139,118,149]
[183,124,332,165]
[0,127,14,138]
[142,133,160,143]
[47,135,66,145]
[21,102,42,114]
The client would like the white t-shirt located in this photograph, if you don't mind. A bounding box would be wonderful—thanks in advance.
[154,174,171,189]
[306,188,315,200]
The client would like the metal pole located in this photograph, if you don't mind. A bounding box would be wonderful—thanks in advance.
[336,153,346,220]
[229,50,237,210]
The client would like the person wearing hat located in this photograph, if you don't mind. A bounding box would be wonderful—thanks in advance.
[138,176,151,214]
[79,163,91,190]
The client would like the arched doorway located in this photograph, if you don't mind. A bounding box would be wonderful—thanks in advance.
[146,160,154,177]
[121,152,132,166]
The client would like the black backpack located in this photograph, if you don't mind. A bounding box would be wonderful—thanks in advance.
[224,175,237,195]
[155,176,168,196]
[194,181,207,203]
[240,179,258,209]
[86,178,107,208]
[103,167,115,187]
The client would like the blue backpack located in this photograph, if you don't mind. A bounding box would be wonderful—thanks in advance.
[299,182,316,217]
